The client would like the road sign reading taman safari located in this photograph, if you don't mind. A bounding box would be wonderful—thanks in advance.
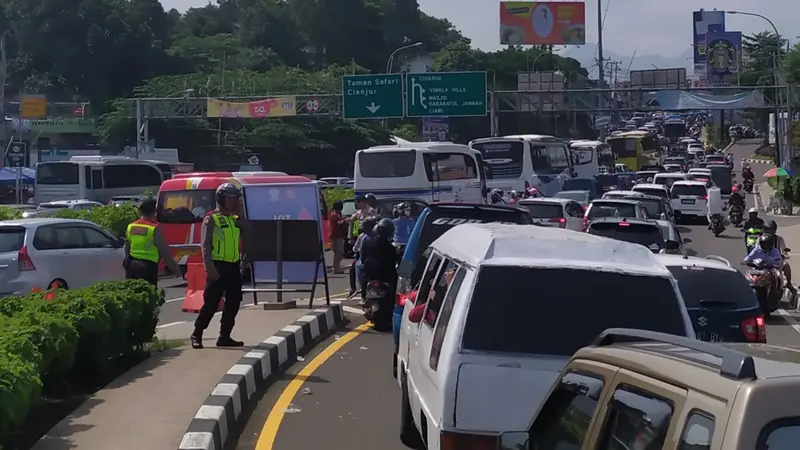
[405,71,488,118]
[342,74,404,119]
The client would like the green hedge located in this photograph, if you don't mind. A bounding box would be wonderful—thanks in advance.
[0,280,164,446]
[321,187,354,207]
[0,204,139,238]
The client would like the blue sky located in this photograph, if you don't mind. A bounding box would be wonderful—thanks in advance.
[161,0,800,57]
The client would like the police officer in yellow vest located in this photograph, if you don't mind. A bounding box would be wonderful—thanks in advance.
[191,183,247,349]
[124,199,182,285]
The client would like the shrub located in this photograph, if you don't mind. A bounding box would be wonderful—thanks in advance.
[0,279,164,445]
[51,204,140,237]
[321,187,354,208]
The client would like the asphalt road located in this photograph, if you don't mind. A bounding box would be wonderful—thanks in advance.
[156,253,353,328]
[233,141,800,450]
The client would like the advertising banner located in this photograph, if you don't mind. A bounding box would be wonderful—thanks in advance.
[206,96,297,118]
[499,2,586,45]
[422,117,450,141]
[629,68,687,89]
[20,95,46,119]
[705,31,741,83]
[692,10,726,71]
[243,182,324,283]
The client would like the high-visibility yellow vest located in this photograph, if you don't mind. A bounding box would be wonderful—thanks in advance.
[352,219,361,237]
[126,220,160,263]
[211,213,241,262]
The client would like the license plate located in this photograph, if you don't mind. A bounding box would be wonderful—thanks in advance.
[366,289,382,299]
[696,332,724,342]
[681,199,696,205]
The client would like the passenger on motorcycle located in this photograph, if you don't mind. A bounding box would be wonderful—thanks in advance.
[765,221,798,297]
[490,189,505,204]
[508,190,520,205]
[728,185,745,209]
[392,203,415,246]
[361,219,399,330]
[742,165,755,182]
[526,187,543,198]
[744,234,784,270]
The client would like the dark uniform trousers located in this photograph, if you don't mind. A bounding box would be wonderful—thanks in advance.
[125,259,159,285]
[194,260,243,337]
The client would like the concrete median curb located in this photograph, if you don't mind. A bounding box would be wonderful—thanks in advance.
[176,301,348,450]
[743,158,773,165]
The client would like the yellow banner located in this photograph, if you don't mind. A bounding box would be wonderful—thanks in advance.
[206,96,296,118]
[20,95,47,119]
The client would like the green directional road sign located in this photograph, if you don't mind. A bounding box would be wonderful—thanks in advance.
[405,71,487,118]
[342,74,404,119]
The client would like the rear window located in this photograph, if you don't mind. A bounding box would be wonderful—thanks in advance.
[631,198,664,218]
[522,203,564,219]
[36,162,79,185]
[587,203,637,219]
[562,179,594,192]
[672,184,707,197]
[587,222,664,251]
[633,187,668,199]
[462,266,686,355]
[667,266,758,308]
[358,150,416,178]
[38,203,69,209]
[555,191,589,203]
[0,228,26,253]
[417,207,530,256]
[157,189,216,223]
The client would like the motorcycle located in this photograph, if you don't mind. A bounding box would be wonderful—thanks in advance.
[745,258,785,316]
[710,214,725,237]
[743,178,754,194]
[729,205,744,226]
[744,227,763,253]
[362,280,394,331]
[392,242,407,259]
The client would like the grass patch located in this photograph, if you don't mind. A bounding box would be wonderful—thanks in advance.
[749,154,773,161]
[148,338,187,352]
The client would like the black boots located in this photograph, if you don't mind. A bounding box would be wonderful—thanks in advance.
[191,332,244,348]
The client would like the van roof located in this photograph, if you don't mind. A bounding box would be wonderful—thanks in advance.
[364,143,468,152]
[654,173,688,178]
[431,223,670,276]
[655,254,736,271]
[517,197,573,205]
[672,180,707,186]
[633,184,668,190]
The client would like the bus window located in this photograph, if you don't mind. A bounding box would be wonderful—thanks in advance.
[609,139,637,159]
[104,164,163,188]
[37,162,79,185]
[157,189,216,223]
[573,148,594,164]
[358,150,416,178]
[470,141,523,179]
[531,144,570,174]
[423,153,477,182]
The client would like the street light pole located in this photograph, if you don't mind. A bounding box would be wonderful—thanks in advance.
[727,10,786,167]
[385,42,424,74]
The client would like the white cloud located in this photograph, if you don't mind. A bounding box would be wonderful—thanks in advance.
[161,0,800,57]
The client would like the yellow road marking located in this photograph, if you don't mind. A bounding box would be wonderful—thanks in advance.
[255,322,372,450]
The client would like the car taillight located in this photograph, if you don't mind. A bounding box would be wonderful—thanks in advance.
[698,195,708,200]
[18,246,35,271]
[741,315,767,342]
[582,216,588,232]
[440,431,499,450]
[618,222,630,226]
[548,217,567,228]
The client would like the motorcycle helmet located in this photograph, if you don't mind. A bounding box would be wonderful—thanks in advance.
[749,207,758,214]
[759,234,775,251]
[360,216,379,235]
[216,183,242,206]
[731,185,739,193]
[766,220,778,233]
[490,189,503,202]
[509,190,519,199]
[375,218,395,240]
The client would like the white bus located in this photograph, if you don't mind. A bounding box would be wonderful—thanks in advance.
[35,156,164,204]
[569,140,616,178]
[469,134,574,196]
[353,142,485,204]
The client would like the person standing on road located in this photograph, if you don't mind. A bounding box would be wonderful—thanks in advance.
[328,201,347,274]
[191,183,246,349]
[124,199,182,285]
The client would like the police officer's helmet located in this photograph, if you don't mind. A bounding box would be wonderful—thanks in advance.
[375,218,395,240]
[216,183,242,206]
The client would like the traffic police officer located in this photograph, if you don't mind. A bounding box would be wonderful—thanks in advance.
[125,199,182,285]
[191,183,246,349]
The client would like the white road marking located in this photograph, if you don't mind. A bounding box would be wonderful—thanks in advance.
[165,297,184,303]
[776,308,800,336]
[157,321,186,329]
[343,305,363,315]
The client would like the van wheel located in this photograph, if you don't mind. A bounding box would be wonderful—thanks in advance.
[400,379,425,449]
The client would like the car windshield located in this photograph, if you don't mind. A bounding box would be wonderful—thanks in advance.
[555,191,589,203]
[462,266,686,355]
[587,222,664,251]
[667,266,758,308]
[588,203,637,219]
[626,197,664,218]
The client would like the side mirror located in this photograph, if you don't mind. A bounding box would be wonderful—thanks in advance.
[500,432,530,450]
[665,240,680,251]
[683,237,692,244]
[660,213,667,220]
[786,248,793,253]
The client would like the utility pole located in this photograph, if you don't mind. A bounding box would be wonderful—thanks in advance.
[0,32,6,165]
[596,0,605,87]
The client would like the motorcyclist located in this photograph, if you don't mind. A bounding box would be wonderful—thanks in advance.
[743,208,765,230]
[526,187,542,198]
[391,203,415,247]
[360,219,399,330]
[742,165,755,183]
[765,221,798,297]
[744,234,784,272]
[728,185,745,209]
[490,189,505,204]
[508,190,520,205]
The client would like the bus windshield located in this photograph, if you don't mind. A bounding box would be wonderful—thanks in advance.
[157,189,216,223]
[608,138,636,159]
[36,162,79,184]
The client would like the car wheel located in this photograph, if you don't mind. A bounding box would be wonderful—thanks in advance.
[49,279,68,290]
[400,378,425,449]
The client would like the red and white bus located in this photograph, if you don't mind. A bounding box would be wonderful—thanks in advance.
[156,172,331,273]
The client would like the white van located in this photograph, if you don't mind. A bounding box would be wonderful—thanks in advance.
[569,140,615,178]
[395,223,694,449]
[353,142,485,204]
[469,134,574,196]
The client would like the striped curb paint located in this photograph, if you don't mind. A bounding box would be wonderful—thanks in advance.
[177,302,347,450]
[743,158,773,165]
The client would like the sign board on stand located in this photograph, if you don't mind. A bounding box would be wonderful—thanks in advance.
[6,142,28,168]
[242,182,330,309]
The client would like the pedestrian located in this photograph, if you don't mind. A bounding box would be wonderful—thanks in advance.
[783,178,794,215]
[124,198,182,285]
[329,201,347,273]
[191,183,247,349]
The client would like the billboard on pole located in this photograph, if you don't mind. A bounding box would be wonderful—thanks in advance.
[500,2,586,45]
[705,31,741,85]
[693,10,726,73]
[629,68,687,89]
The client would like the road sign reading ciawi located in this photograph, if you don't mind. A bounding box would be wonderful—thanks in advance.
[342,74,404,119]
[406,71,488,117]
